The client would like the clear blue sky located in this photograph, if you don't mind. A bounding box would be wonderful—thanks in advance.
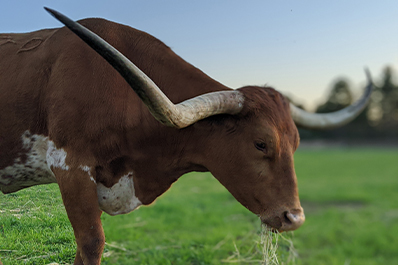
[1,1,397,109]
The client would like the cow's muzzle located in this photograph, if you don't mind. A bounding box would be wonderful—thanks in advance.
[261,207,305,232]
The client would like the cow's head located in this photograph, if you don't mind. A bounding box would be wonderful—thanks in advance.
[194,86,304,231]
[46,8,373,232]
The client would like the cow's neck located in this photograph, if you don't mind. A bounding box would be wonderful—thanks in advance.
[127,122,210,205]
[123,30,231,102]
[95,30,234,204]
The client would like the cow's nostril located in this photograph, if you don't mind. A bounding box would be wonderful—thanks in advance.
[280,209,305,231]
[283,211,292,225]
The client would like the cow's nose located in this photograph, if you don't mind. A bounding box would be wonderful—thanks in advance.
[280,208,305,231]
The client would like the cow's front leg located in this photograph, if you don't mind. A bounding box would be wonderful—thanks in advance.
[54,167,104,265]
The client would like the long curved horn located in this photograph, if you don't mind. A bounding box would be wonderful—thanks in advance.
[290,70,373,130]
[45,8,244,129]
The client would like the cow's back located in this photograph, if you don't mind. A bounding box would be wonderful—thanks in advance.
[0,28,58,169]
[0,18,226,193]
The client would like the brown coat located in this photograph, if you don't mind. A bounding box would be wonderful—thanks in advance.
[0,18,304,264]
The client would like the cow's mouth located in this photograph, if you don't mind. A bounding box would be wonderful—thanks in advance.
[261,223,281,233]
[260,217,283,232]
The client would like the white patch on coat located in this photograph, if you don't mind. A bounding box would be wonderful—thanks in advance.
[46,141,69,171]
[0,131,53,193]
[0,130,70,193]
[79,165,96,184]
[97,172,142,215]
[79,165,91,173]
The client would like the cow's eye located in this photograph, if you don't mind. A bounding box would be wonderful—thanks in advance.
[255,142,267,152]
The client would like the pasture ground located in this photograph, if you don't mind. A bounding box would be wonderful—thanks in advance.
[0,148,397,264]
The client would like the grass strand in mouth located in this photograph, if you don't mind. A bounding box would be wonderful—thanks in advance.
[260,224,297,265]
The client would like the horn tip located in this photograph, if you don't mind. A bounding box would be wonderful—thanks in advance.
[44,7,67,24]
[363,67,374,98]
[364,67,373,84]
[44,7,56,15]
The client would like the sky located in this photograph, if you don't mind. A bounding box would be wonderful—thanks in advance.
[1,1,397,110]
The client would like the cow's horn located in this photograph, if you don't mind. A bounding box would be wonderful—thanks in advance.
[44,7,244,129]
[289,69,373,130]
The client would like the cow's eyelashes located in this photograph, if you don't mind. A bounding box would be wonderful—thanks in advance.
[254,142,267,152]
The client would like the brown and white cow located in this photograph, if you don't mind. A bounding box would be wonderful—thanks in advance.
[0,8,372,265]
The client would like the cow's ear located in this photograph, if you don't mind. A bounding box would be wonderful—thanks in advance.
[194,114,240,133]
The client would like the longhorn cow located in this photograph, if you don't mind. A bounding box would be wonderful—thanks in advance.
[0,8,372,265]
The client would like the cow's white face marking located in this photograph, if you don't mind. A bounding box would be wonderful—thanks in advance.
[0,130,70,193]
[97,172,142,216]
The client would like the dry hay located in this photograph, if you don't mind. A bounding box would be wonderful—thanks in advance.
[260,225,297,265]
[222,224,297,264]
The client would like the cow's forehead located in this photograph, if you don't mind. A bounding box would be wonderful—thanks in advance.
[238,86,294,127]
[236,86,299,151]
[239,86,290,115]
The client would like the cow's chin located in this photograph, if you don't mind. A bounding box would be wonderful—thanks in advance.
[260,216,283,233]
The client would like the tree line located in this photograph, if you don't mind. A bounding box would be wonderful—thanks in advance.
[297,66,398,141]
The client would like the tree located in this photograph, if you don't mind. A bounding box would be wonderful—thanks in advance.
[299,67,398,141]
[368,66,398,137]
[316,79,353,113]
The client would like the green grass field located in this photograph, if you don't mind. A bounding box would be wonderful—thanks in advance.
[1,148,398,265]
